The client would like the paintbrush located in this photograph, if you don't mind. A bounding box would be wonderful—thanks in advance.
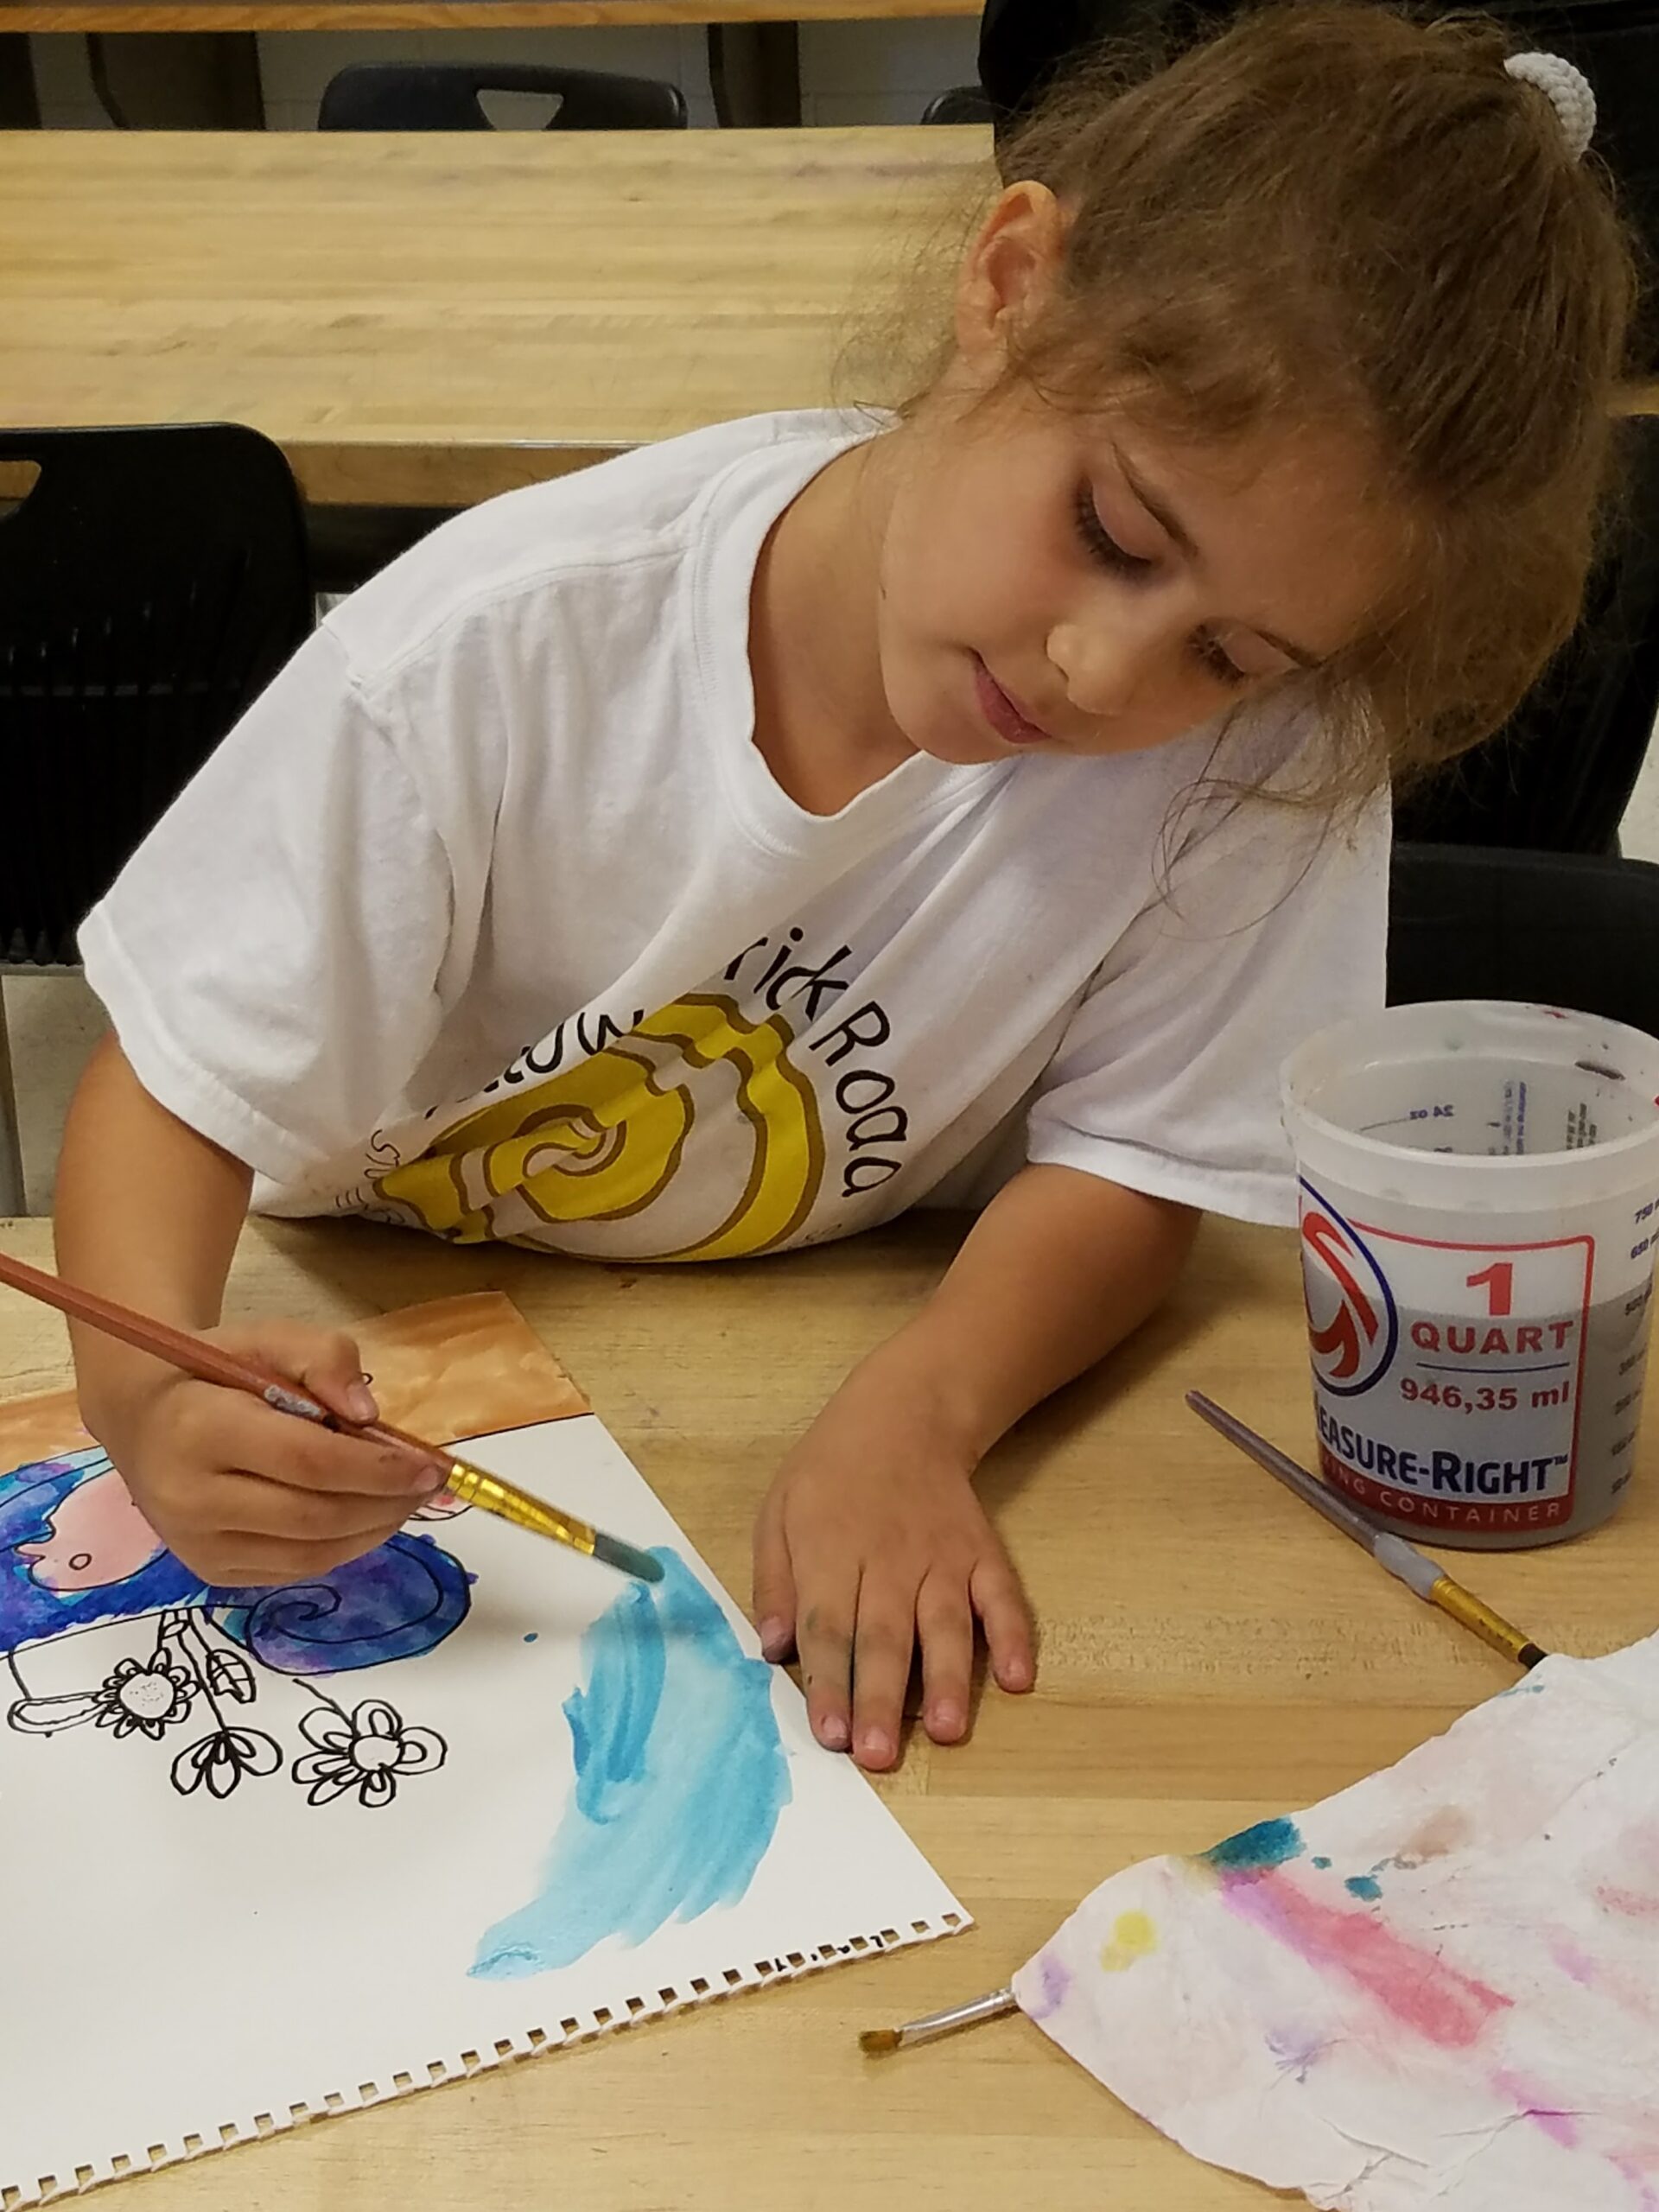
[0,1249,662,1585]
[1185,1389,1544,1670]
[860,1988,1019,2056]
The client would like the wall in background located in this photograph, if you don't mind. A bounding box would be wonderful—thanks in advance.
[28,15,982,129]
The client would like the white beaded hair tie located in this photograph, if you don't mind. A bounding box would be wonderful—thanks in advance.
[1503,50,1597,162]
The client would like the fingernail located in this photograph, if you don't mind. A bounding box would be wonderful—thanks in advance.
[818,1713,849,1751]
[346,1382,378,1423]
[758,1617,789,1659]
[1000,1657,1033,1692]
[858,1726,893,1766]
[929,1701,963,1739]
[409,1458,449,1496]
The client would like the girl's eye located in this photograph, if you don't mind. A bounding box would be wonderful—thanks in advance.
[1072,484,1154,576]
[1193,632,1250,690]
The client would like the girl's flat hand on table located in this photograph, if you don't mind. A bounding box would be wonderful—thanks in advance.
[751,1356,1034,1772]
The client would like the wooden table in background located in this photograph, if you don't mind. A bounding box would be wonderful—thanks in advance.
[1,1208,1652,2209]
[0,125,990,506]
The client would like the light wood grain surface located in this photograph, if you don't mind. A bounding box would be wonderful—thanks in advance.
[4,0,971,26]
[2,1208,1651,2209]
[0,126,988,507]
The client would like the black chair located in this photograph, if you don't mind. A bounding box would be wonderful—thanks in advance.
[922,85,996,124]
[1389,842,1659,1035]
[317,62,689,132]
[0,423,312,1211]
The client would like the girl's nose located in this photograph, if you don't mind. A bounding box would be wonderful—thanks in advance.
[1047,613,1160,721]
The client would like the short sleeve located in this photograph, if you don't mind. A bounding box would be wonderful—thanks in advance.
[78,626,457,1184]
[1025,792,1390,1225]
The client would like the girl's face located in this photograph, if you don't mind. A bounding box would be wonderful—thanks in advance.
[870,186,1407,766]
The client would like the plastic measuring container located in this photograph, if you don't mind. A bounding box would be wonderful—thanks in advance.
[1281,1001,1659,1549]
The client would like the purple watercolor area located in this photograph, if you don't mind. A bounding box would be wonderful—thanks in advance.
[1026,1949,1072,2021]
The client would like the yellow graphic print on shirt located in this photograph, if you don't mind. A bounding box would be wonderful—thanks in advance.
[372,993,827,1262]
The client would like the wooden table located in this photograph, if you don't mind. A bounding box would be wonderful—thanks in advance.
[0,125,990,506]
[2,1207,1651,2209]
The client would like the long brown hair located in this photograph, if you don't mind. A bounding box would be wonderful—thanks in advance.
[925,5,1639,808]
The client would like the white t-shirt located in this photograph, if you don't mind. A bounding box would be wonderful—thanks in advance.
[80,409,1389,1261]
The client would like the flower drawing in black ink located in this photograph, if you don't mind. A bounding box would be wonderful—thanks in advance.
[93,1650,197,1739]
[293,1698,446,1808]
[171,1724,282,1799]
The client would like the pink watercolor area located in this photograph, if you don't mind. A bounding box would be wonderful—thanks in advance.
[1597,1884,1659,1923]
[14,1466,164,1592]
[1548,1933,1600,1986]
[1493,2070,1580,2150]
[1223,1872,1510,2050]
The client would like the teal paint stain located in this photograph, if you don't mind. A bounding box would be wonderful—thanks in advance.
[470,1548,790,1980]
[1202,1817,1305,1874]
[1313,1857,1332,1871]
[1345,1875,1383,1902]
[523,1632,538,1643]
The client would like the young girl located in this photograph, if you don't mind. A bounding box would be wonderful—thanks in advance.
[55,7,1633,1773]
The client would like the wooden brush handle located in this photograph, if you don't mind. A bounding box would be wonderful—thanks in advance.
[0,1248,448,1476]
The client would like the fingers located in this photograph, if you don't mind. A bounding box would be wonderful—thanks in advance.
[972,1551,1037,1694]
[849,1580,916,1771]
[200,1529,406,1588]
[750,1491,798,1663]
[795,1599,854,1756]
[916,1572,975,1744]
[199,1469,418,1546]
[232,1320,379,1428]
[175,1387,437,1504]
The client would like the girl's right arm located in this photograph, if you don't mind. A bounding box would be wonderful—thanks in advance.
[54,1036,442,1586]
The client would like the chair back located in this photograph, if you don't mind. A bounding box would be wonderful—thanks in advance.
[0,423,311,964]
[318,62,690,131]
[1389,842,1659,1038]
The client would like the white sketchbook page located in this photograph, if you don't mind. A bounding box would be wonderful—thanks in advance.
[1,1416,967,2203]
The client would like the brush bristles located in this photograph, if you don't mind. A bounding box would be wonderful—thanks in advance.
[859,2027,902,2056]
[592,1531,664,1584]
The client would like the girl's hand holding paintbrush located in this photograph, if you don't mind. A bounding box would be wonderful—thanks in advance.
[86,1316,446,1588]
[55,1040,448,1587]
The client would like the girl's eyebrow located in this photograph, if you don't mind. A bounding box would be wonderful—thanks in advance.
[1116,452,1325,671]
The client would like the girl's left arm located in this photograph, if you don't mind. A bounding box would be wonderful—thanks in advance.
[751,1162,1199,1770]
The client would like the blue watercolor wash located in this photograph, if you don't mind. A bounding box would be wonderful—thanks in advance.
[1345,1875,1383,1902]
[470,1547,791,1980]
[1202,1817,1304,1874]
[1312,1857,1332,1871]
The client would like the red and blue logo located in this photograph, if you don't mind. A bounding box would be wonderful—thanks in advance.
[1299,1179,1398,1397]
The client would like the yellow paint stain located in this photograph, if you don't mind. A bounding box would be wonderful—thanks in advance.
[1099,1910,1158,1974]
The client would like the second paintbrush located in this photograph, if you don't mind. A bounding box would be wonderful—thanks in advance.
[0,1249,662,1586]
[1186,1389,1543,1669]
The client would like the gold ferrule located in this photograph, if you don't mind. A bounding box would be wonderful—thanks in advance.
[1428,1575,1535,1667]
[445,1458,598,1554]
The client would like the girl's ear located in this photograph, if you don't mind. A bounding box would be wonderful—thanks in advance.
[955,182,1068,368]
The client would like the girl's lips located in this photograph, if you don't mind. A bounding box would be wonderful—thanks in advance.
[972,656,1052,747]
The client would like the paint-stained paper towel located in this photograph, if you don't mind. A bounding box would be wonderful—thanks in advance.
[1015,1635,1659,2210]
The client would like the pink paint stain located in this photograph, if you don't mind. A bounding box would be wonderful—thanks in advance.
[1494,2070,1580,2150]
[1548,1933,1599,1986]
[1223,1872,1511,2050]
[1597,1884,1659,1923]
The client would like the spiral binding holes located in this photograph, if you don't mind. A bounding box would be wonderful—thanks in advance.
[6,1911,971,2203]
